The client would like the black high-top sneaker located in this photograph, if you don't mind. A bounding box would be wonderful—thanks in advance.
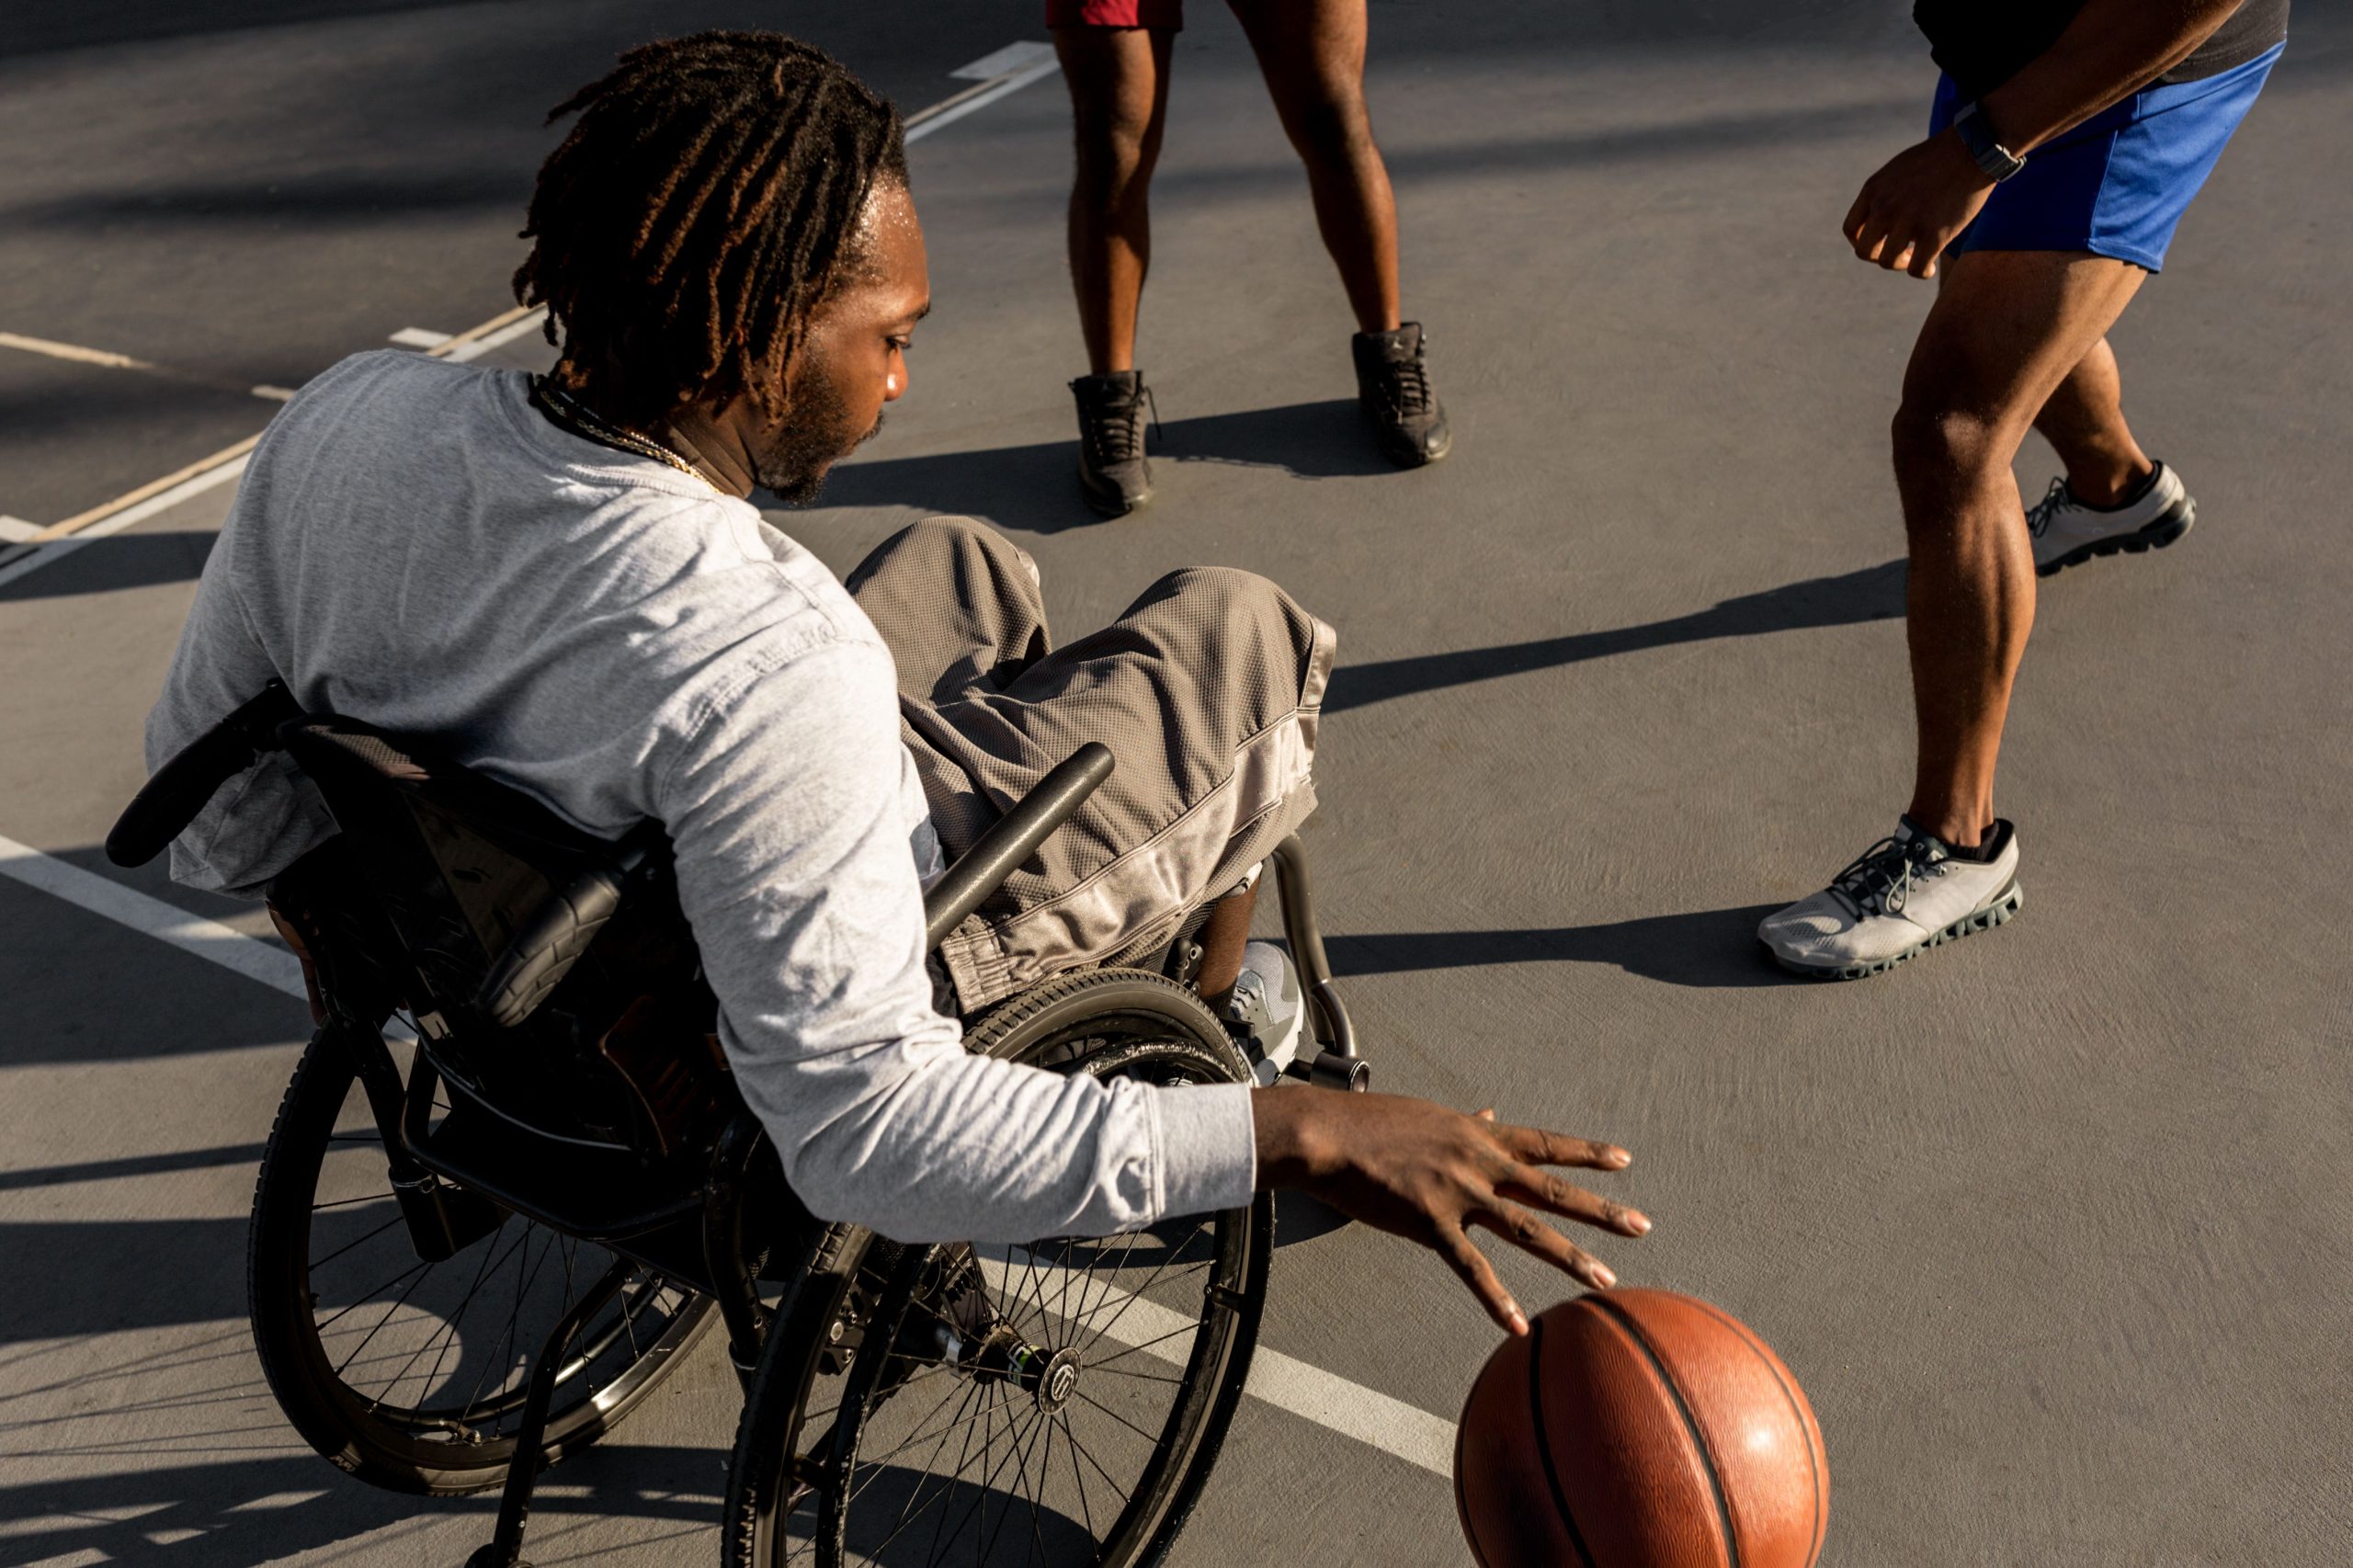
[1069,370,1155,517]
[1350,322,1451,468]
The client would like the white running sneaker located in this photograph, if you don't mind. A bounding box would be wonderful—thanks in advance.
[2027,460,2195,577]
[1758,818,2023,980]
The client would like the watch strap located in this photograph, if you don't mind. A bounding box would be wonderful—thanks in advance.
[1952,100,2027,182]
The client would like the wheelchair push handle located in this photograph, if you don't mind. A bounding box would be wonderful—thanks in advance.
[924,743,1114,951]
[106,680,304,868]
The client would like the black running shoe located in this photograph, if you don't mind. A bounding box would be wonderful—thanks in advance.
[1351,322,1451,468]
[1070,370,1155,517]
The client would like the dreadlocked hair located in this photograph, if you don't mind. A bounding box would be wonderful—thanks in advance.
[513,30,907,428]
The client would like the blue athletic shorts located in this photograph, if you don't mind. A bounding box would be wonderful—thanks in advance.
[1929,41,2282,273]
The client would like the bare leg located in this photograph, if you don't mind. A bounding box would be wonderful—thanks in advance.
[2031,335,2155,506]
[1056,27,1174,374]
[1896,250,2147,846]
[1227,0,1401,333]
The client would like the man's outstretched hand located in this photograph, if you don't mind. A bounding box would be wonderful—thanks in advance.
[1253,1089,1649,1335]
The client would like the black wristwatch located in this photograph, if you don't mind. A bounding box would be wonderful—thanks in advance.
[1951,100,2027,182]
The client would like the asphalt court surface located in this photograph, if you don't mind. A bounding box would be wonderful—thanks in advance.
[5,3,2352,1565]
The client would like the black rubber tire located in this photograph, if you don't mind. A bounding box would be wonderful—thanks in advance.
[722,968,1269,1568]
[248,1030,714,1495]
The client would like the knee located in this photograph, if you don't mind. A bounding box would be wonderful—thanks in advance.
[851,516,1029,597]
[1889,398,2006,492]
[1287,94,1375,168]
[1072,111,1161,197]
[1152,566,1317,653]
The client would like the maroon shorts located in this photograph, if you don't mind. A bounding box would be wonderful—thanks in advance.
[1046,0,1185,28]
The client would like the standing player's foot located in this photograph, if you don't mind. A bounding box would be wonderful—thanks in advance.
[1352,323,1451,467]
[1757,818,2023,980]
[2029,460,2195,576]
[1071,370,1155,517]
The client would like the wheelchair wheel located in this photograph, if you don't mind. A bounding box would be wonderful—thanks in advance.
[724,968,1271,1567]
[247,1029,714,1494]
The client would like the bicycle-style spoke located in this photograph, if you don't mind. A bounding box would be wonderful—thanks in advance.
[1057,1407,1096,1540]
[308,1212,405,1274]
[1056,1412,1134,1510]
[1068,1388,1162,1449]
[333,1251,438,1380]
[313,1259,426,1335]
[973,1404,1047,1568]
[860,1378,986,1561]
[388,1216,511,1409]
[1085,1365,1185,1387]
[1077,1323,1199,1374]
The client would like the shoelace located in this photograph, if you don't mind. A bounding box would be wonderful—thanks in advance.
[1084,384,1159,463]
[1824,834,1944,920]
[1372,343,1434,415]
[2025,476,2074,539]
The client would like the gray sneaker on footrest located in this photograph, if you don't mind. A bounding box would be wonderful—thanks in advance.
[1224,940,1305,1085]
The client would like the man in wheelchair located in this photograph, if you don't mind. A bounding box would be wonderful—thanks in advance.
[136,31,1648,1564]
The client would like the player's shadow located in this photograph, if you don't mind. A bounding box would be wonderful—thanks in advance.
[1325,558,1907,712]
[815,400,1394,535]
[1330,904,1786,990]
[1161,399,1394,479]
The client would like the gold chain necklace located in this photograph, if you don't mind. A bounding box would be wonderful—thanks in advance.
[530,377,714,489]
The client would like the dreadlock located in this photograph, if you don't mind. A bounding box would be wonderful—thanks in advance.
[513,30,907,428]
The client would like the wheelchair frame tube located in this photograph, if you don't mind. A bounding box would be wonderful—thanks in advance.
[1267,835,1358,1062]
[922,743,1114,950]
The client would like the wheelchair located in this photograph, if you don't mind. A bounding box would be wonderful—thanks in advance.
[109,680,1371,1568]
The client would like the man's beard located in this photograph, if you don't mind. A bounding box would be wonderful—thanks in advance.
[754,375,884,505]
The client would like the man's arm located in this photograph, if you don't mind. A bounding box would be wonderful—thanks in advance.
[667,635,1256,1244]
[669,632,1647,1330]
[1846,0,2248,279]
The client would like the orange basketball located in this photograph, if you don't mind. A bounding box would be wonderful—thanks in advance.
[1454,1290,1827,1568]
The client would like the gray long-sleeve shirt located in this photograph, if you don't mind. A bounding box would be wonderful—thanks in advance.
[148,350,1256,1241]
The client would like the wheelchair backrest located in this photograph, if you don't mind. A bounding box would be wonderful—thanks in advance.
[116,685,727,1159]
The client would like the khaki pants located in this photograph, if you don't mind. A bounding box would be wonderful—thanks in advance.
[847,517,1335,1011]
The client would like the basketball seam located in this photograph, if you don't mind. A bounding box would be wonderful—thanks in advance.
[1587,1295,1741,1568]
[1525,1315,1601,1568]
[1688,1296,1824,1566]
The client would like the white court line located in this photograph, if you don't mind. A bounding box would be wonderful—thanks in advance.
[0,329,158,371]
[0,516,39,544]
[442,310,548,363]
[0,835,415,1045]
[949,40,1054,82]
[0,454,251,593]
[973,1241,1460,1478]
[0,42,1054,582]
[0,832,306,1001]
[907,55,1062,144]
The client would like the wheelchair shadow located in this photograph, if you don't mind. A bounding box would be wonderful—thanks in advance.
[779,1463,1097,1564]
[812,400,1392,537]
[1328,903,1788,990]
[0,1444,725,1566]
